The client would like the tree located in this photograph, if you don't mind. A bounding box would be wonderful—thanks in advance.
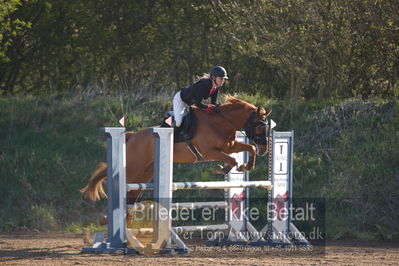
[213,0,399,99]
[0,0,31,94]
[0,0,397,98]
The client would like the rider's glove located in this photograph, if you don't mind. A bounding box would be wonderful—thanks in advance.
[203,104,220,113]
[202,104,214,113]
[211,103,220,113]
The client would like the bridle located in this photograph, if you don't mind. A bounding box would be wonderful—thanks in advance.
[244,111,269,145]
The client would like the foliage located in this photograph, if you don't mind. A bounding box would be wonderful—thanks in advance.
[0,1,398,99]
[0,0,31,63]
[218,0,399,99]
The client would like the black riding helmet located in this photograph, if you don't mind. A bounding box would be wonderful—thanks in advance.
[210,66,228,79]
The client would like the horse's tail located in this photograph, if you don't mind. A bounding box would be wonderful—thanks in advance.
[80,162,108,201]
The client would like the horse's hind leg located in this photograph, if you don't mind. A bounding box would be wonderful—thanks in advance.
[126,162,154,205]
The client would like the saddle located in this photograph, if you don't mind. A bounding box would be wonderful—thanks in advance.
[160,107,197,143]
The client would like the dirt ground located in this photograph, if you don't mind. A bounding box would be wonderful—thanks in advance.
[0,232,398,265]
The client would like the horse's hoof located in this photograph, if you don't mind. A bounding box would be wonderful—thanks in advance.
[245,164,254,171]
[83,228,92,246]
[99,215,108,225]
[214,165,224,175]
[237,164,247,172]
[222,165,233,175]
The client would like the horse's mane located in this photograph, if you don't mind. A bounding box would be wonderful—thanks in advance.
[221,94,256,111]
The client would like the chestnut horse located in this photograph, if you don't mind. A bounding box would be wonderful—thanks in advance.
[81,95,272,203]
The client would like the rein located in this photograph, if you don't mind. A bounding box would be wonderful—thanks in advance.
[214,108,268,145]
[215,110,248,137]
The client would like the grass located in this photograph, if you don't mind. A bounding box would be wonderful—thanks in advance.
[0,92,397,240]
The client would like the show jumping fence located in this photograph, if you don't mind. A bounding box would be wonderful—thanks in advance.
[83,122,308,254]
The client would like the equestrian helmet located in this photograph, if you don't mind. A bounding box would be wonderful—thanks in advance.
[210,66,228,79]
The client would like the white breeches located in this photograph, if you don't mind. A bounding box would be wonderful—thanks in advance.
[173,91,189,127]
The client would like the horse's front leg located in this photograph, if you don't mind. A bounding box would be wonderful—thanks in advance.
[204,149,238,175]
[227,142,257,172]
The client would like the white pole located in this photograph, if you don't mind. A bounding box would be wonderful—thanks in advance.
[127,180,272,191]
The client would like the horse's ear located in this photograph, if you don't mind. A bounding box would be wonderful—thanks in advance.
[257,107,272,120]
[265,108,272,117]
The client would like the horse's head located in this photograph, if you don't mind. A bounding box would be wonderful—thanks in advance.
[220,95,272,155]
[244,107,272,156]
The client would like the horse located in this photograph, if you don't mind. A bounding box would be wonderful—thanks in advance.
[81,95,272,204]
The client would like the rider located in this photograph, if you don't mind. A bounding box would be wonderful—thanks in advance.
[172,66,228,128]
